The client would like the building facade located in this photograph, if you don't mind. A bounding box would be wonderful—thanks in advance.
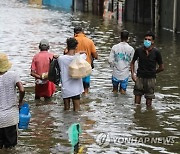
[30,0,180,33]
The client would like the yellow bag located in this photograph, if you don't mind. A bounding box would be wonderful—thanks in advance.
[69,53,92,79]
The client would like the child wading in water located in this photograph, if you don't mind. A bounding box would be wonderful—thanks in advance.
[58,38,86,111]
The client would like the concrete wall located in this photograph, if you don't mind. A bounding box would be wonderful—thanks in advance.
[124,0,152,24]
[160,0,174,31]
[177,1,180,32]
[73,0,84,11]
[124,0,135,22]
[92,0,104,16]
[160,0,180,32]
[73,0,94,12]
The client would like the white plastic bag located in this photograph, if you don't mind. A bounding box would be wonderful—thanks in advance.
[69,53,92,79]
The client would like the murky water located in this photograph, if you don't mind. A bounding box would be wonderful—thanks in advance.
[0,0,180,153]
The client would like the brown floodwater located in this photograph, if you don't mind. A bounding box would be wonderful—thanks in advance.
[0,0,179,153]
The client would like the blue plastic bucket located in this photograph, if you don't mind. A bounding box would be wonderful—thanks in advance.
[18,112,31,129]
[18,103,31,129]
[20,103,29,115]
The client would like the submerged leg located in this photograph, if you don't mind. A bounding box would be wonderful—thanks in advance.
[146,98,152,107]
[135,95,142,105]
[120,88,126,94]
[72,99,80,111]
[63,98,70,110]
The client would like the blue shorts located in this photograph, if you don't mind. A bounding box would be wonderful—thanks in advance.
[83,75,90,83]
[112,76,129,91]
[82,75,90,88]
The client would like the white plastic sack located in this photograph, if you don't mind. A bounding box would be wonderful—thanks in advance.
[69,53,92,79]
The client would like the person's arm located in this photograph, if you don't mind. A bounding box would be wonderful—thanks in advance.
[31,70,42,79]
[16,82,25,108]
[130,60,137,82]
[156,50,164,73]
[108,47,115,67]
[156,64,164,73]
[130,49,138,82]
[91,41,98,59]
[30,56,42,79]
[79,51,86,54]
[91,52,98,59]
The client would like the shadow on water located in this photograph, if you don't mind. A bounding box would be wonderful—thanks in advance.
[0,0,179,153]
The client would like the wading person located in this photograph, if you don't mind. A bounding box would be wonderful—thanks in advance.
[130,31,164,107]
[58,38,86,111]
[74,27,98,95]
[31,39,56,100]
[108,30,135,94]
[0,53,25,149]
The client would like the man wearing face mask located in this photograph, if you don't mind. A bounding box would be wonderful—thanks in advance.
[130,31,164,107]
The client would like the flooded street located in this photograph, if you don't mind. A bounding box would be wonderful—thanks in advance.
[0,0,180,153]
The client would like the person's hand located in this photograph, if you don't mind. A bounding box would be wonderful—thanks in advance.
[53,54,59,59]
[131,73,137,82]
[79,51,87,54]
[41,72,48,79]
[18,101,24,109]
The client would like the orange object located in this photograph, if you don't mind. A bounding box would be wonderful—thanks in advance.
[75,33,96,64]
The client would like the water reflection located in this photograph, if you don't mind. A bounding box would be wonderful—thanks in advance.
[133,106,180,153]
[0,0,179,153]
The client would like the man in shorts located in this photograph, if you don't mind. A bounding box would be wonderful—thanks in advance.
[109,30,135,94]
[130,31,164,106]
[58,38,86,111]
[74,27,98,95]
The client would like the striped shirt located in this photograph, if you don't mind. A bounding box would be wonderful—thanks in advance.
[0,71,21,128]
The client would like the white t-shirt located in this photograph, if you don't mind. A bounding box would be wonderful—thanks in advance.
[108,42,135,80]
[0,71,21,128]
[58,54,86,98]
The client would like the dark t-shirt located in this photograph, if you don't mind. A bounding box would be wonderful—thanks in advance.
[132,47,163,78]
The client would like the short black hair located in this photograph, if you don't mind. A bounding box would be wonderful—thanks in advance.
[74,26,83,34]
[145,31,155,40]
[67,38,78,50]
[121,30,129,41]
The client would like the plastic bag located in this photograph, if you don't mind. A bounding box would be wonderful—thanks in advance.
[48,58,60,85]
[69,53,92,79]
[68,123,82,147]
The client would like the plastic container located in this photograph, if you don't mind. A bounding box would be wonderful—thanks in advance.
[19,103,29,115]
[18,103,31,129]
[18,112,31,129]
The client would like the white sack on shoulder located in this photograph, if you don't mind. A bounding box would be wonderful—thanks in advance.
[69,53,92,79]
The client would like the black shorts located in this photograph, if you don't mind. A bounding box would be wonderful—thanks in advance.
[0,125,17,149]
[66,95,80,100]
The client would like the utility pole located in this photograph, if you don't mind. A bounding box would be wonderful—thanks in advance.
[173,0,177,33]
[73,0,77,12]
[151,0,153,26]
[154,0,159,31]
